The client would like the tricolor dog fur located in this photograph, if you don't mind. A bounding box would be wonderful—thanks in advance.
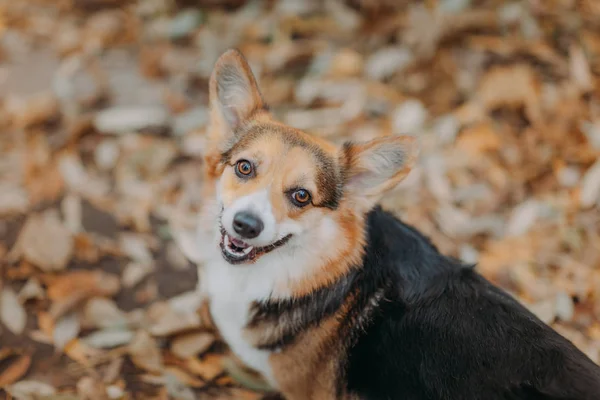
[192,49,600,399]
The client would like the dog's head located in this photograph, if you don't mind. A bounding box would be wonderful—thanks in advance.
[202,49,417,292]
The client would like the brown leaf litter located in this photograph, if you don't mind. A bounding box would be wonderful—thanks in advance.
[0,0,599,398]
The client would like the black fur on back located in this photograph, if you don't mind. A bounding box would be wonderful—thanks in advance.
[342,207,600,399]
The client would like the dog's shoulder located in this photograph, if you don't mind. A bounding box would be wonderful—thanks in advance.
[344,207,600,400]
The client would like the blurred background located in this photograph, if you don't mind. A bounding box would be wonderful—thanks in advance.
[0,0,599,398]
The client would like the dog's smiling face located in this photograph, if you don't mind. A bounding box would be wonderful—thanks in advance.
[205,50,418,272]
[217,123,344,264]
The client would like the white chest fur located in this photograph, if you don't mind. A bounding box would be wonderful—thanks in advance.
[201,258,277,386]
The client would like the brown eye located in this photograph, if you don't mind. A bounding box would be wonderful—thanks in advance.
[235,160,254,178]
[291,189,311,207]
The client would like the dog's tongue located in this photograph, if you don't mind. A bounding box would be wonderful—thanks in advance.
[230,236,250,249]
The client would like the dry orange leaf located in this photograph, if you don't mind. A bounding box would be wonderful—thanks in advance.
[64,339,104,367]
[0,351,32,386]
[46,270,120,301]
[184,354,224,381]
[456,123,501,155]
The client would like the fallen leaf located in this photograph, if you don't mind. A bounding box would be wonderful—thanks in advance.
[128,331,163,373]
[118,233,154,264]
[62,193,83,233]
[18,278,45,302]
[93,106,171,135]
[11,210,74,272]
[0,352,32,386]
[184,354,224,381]
[0,184,29,217]
[163,366,205,388]
[122,262,154,288]
[223,388,265,400]
[221,355,272,392]
[54,312,81,350]
[476,64,541,124]
[149,309,201,337]
[6,380,57,399]
[83,298,128,330]
[455,122,500,155]
[1,287,27,335]
[102,357,124,384]
[85,329,135,349]
[47,270,120,301]
[76,376,107,400]
[64,339,104,367]
[170,332,214,359]
[580,160,600,208]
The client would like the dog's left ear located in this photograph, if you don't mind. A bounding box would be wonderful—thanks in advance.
[341,136,418,211]
[209,49,266,148]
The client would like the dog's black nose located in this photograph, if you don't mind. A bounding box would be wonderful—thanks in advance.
[232,212,263,239]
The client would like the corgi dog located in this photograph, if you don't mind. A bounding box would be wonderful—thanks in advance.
[192,49,600,399]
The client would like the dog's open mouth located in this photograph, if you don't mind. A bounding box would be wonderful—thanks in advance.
[219,228,292,264]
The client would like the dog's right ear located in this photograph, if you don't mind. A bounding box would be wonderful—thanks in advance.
[208,49,266,151]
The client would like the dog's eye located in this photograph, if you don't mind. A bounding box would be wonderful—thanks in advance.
[235,160,254,178]
[291,189,311,207]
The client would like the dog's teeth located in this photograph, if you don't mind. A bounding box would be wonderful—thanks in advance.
[242,246,253,255]
[224,234,230,247]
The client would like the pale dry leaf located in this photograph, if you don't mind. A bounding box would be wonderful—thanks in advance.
[106,385,124,399]
[85,329,135,349]
[122,262,154,288]
[119,233,153,264]
[149,308,201,337]
[391,99,428,136]
[221,356,272,392]
[54,312,81,351]
[94,139,120,171]
[365,47,414,81]
[165,241,190,271]
[76,376,108,400]
[128,330,163,373]
[555,292,575,322]
[580,160,600,208]
[1,287,27,335]
[170,229,203,264]
[170,332,215,359]
[94,106,171,135]
[506,200,541,237]
[0,184,29,217]
[83,298,128,330]
[580,121,600,150]
[13,210,74,272]
[6,380,57,400]
[18,278,45,302]
[163,366,205,388]
[102,357,124,385]
[163,373,196,400]
[527,298,556,324]
[569,45,593,92]
[62,193,83,233]
[168,291,201,315]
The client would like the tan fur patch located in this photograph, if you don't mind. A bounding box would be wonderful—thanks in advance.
[268,312,344,400]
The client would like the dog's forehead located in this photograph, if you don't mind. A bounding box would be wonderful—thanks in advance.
[226,121,343,209]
